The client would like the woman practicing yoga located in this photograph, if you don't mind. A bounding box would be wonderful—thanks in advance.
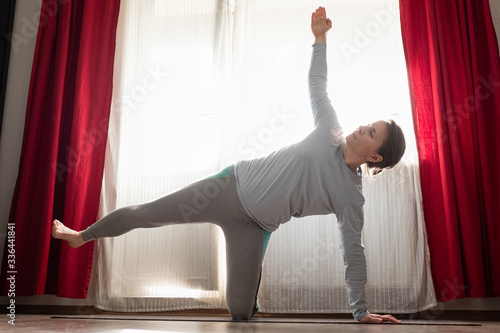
[53,7,404,324]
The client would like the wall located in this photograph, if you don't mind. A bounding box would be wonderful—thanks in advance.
[0,0,499,310]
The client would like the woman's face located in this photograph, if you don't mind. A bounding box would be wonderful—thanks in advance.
[345,121,388,163]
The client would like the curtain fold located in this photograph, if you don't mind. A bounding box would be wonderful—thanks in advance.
[0,0,121,298]
[399,0,500,301]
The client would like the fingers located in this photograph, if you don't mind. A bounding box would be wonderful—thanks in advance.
[312,7,324,17]
[371,314,401,323]
[319,6,326,18]
[381,315,402,323]
[360,313,402,324]
[315,6,325,19]
[312,7,329,23]
[376,314,401,323]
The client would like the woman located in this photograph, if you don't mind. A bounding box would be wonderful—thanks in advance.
[53,7,404,324]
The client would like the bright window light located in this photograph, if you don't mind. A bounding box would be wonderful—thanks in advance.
[144,285,220,298]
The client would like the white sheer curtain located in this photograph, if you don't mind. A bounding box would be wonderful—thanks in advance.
[93,0,436,314]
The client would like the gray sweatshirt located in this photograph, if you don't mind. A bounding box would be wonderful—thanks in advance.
[234,43,368,321]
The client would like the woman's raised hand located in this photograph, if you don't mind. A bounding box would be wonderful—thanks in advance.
[311,6,332,43]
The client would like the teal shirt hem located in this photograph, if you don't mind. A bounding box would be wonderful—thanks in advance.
[262,230,272,262]
[205,166,232,179]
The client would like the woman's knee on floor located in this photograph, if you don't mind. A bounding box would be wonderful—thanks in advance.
[229,308,254,321]
[227,299,255,321]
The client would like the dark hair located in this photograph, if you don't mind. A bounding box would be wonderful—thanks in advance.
[366,120,406,176]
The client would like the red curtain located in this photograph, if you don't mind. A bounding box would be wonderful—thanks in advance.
[399,0,500,301]
[1,0,121,298]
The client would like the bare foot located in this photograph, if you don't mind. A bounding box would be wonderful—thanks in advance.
[52,219,86,248]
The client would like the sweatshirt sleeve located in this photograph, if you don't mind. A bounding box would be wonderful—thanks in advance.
[308,43,339,128]
[336,204,369,321]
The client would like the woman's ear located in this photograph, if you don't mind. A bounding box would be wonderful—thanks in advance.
[367,154,383,163]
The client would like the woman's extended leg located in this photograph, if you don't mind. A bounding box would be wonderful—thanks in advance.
[51,165,271,321]
[52,173,232,247]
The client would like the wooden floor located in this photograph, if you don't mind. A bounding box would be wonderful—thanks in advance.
[3,314,500,333]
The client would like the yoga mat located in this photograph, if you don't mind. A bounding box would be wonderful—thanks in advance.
[51,315,481,326]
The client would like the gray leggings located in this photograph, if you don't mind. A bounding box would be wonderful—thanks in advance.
[81,166,271,320]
